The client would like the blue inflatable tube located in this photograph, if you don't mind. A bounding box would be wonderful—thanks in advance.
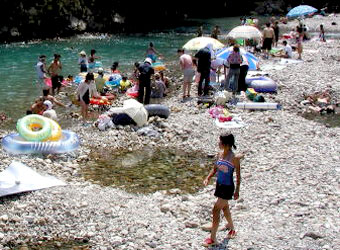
[94,61,103,68]
[246,76,269,85]
[74,75,84,84]
[1,130,80,154]
[105,73,122,88]
[246,76,277,93]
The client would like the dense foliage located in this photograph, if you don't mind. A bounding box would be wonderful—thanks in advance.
[0,0,338,42]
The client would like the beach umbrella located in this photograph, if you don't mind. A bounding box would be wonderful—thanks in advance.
[287,5,318,18]
[226,26,262,41]
[107,99,148,126]
[215,47,259,70]
[182,37,224,50]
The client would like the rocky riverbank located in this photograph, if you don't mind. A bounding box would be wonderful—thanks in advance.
[0,16,340,250]
[280,14,340,33]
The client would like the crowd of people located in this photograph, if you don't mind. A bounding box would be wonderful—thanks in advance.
[30,44,172,124]
[21,10,336,248]
[30,13,329,123]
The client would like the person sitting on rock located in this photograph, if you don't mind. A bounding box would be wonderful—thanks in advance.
[151,73,166,99]
[159,71,170,88]
[41,89,66,108]
[42,100,58,120]
[274,40,292,58]
[30,97,45,115]
[120,76,132,92]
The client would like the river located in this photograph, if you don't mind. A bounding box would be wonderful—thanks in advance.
[0,16,267,122]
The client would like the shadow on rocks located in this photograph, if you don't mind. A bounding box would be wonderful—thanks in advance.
[208,238,230,250]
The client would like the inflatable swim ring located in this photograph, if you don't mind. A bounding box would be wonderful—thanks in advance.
[246,76,277,93]
[250,80,277,93]
[126,86,139,98]
[94,61,103,68]
[74,75,84,84]
[147,54,157,62]
[44,78,68,88]
[105,73,122,88]
[44,118,62,142]
[152,61,166,71]
[1,130,80,155]
[16,115,51,142]
[90,98,111,105]
[144,104,170,119]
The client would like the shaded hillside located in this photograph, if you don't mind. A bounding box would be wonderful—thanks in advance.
[0,0,338,42]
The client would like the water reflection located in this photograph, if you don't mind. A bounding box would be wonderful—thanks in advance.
[83,147,212,194]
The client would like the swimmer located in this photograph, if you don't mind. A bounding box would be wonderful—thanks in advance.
[111,61,120,74]
[47,54,63,96]
[146,42,162,62]
[78,51,88,72]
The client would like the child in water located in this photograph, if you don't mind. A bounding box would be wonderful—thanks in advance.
[203,133,242,247]
[88,57,96,73]
[146,42,161,62]
[78,51,88,72]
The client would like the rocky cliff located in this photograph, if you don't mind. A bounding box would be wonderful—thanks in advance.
[0,0,338,42]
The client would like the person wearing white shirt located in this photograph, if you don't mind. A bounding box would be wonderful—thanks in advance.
[42,100,57,121]
[282,40,293,58]
[36,55,47,94]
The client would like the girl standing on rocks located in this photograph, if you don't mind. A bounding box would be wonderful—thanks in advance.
[297,26,304,60]
[203,133,241,247]
[76,72,93,122]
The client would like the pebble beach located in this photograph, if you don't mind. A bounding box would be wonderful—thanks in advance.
[0,15,340,250]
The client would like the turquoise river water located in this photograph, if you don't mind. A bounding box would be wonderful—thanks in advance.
[0,17,267,122]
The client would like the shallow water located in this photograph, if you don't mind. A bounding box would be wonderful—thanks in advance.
[82,147,212,194]
[0,16,269,123]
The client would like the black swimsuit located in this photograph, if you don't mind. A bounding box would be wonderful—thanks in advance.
[83,89,90,105]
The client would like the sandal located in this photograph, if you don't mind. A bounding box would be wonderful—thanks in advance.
[227,230,237,239]
[220,224,232,231]
[202,238,216,247]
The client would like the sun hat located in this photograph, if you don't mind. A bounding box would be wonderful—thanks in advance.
[79,51,86,56]
[43,100,53,110]
[144,58,153,65]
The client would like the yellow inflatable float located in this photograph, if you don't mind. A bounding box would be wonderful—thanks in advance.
[16,115,62,142]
